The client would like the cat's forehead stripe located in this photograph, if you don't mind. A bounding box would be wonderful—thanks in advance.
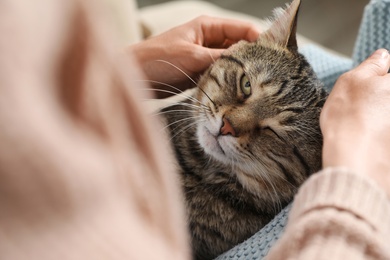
[220,55,244,68]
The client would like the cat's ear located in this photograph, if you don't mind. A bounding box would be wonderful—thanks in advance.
[262,0,301,52]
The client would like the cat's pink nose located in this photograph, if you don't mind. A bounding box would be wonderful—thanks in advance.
[220,117,236,137]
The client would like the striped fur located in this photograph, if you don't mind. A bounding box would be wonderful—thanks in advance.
[160,0,328,259]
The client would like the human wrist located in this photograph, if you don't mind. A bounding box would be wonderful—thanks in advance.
[322,132,390,197]
[291,167,390,232]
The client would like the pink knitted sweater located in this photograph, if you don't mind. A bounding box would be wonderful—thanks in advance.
[268,168,390,259]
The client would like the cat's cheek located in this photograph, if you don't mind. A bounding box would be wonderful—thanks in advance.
[217,136,237,159]
[196,125,224,158]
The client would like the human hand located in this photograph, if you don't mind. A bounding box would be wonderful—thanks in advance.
[320,49,390,196]
[128,16,260,98]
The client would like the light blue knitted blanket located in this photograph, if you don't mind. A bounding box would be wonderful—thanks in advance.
[216,0,390,258]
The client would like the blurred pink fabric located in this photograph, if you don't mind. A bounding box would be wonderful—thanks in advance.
[0,0,189,259]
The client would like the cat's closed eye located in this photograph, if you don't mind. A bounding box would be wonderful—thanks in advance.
[262,126,281,139]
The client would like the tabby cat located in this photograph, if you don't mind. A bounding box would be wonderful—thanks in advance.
[160,0,327,259]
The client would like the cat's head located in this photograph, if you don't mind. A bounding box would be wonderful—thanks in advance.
[195,0,327,191]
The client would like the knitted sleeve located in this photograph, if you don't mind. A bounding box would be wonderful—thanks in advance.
[266,168,390,260]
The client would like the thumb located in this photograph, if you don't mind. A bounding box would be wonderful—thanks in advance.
[355,49,390,77]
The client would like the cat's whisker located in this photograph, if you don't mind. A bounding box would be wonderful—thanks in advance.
[245,153,282,214]
[232,144,286,214]
[173,101,210,111]
[161,115,202,133]
[285,125,322,146]
[139,88,185,97]
[164,118,201,136]
[167,122,198,141]
[262,177,280,213]
[134,79,208,108]
[167,115,203,129]
[155,59,197,86]
[204,42,216,63]
[170,123,192,136]
[154,59,217,107]
[153,109,194,117]
[139,88,205,108]
[169,120,201,141]
[142,98,208,111]
[261,170,282,213]
[164,103,209,113]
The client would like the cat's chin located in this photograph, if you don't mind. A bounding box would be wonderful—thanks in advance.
[196,124,237,165]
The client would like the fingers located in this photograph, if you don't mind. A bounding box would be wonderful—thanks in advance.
[354,49,390,77]
[195,16,260,47]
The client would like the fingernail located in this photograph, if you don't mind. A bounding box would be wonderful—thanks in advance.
[381,49,389,59]
[372,49,389,59]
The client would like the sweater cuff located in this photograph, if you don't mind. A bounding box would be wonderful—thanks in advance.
[289,167,390,235]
